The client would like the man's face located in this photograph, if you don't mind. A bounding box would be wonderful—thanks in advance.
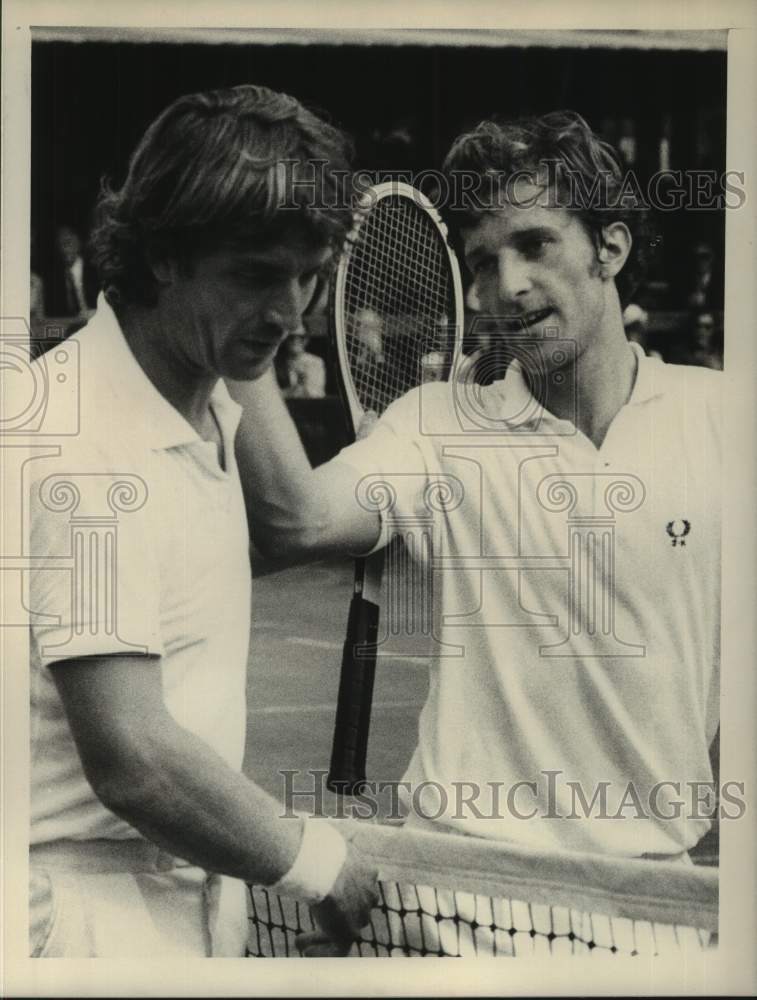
[694,316,715,350]
[160,237,332,381]
[462,183,610,368]
[57,228,81,265]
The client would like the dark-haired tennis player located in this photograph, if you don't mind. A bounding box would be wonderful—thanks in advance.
[235,112,721,864]
[28,85,378,958]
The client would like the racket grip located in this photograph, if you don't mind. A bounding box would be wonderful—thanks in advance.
[327,593,379,795]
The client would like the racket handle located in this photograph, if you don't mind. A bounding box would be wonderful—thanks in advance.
[327,593,379,795]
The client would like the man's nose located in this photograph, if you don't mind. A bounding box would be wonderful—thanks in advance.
[497,251,532,305]
[265,280,308,336]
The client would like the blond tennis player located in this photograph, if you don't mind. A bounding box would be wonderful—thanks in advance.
[28,85,378,959]
[233,111,720,891]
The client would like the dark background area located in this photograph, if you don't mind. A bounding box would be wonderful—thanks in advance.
[32,40,727,306]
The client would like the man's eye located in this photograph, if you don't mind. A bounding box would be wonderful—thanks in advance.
[522,238,552,258]
[233,268,271,284]
[471,258,496,277]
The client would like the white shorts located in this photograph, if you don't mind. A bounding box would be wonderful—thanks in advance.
[30,839,248,958]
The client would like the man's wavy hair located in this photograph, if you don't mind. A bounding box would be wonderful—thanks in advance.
[442,111,654,307]
[90,85,354,308]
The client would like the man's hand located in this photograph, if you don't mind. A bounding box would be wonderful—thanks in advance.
[356,410,378,441]
[296,842,379,957]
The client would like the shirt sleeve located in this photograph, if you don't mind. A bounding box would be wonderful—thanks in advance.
[28,448,165,666]
[333,386,448,555]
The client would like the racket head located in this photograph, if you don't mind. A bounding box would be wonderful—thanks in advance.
[330,181,464,434]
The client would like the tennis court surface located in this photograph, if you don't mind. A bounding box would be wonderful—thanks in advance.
[244,555,430,817]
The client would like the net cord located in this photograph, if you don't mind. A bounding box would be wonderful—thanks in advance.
[338,820,718,932]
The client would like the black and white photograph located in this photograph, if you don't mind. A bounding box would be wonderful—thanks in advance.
[2,1,756,995]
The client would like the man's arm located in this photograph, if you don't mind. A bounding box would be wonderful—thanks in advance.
[228,370,380,560]
[50,653,377,949]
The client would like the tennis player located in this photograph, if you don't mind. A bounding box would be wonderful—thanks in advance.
[28,85,378,958]
[233,112,721,867]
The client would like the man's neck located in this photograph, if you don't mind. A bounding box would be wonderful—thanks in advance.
[575,336,637,449]
[119,303,218,432]
[534,324,638,450]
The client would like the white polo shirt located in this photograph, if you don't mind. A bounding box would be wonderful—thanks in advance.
[29,297,252,845]
[337,346,721,856]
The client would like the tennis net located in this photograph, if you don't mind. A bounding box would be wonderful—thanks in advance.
[246,821,717,958]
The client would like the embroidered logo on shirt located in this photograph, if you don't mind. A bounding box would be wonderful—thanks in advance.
[666,519,691,546]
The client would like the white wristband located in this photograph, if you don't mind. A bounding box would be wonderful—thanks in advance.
[269,819,348,905]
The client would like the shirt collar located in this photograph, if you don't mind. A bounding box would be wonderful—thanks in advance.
[80,294,242,450]
[487,357,556,431]
[487,340,666,429]
[625,341,667,405]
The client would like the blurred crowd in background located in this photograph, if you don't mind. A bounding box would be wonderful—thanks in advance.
[29,37,726,469]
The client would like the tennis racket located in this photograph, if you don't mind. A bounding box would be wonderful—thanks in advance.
[327,181,463,794]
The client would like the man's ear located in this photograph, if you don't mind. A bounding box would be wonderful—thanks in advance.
[146,249,178,287]
[597,222,632,279]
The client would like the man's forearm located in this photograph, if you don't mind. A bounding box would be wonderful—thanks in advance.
[52,652,372,934]
[94,707,303,886]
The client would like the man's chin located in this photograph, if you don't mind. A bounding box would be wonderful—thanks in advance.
[226,353,276,382]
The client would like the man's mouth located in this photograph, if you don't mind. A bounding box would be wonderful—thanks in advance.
[243,333,284,355]
[498,308,554,333]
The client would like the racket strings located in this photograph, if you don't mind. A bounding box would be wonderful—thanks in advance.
[343,195,456,416]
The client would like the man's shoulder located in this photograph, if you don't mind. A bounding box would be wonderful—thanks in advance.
[29,313,110,386]
[383,380,462,436]
[651,359,722,450]
[27,331,146,490]
[30,312,142,449]
[659,359,722,408]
